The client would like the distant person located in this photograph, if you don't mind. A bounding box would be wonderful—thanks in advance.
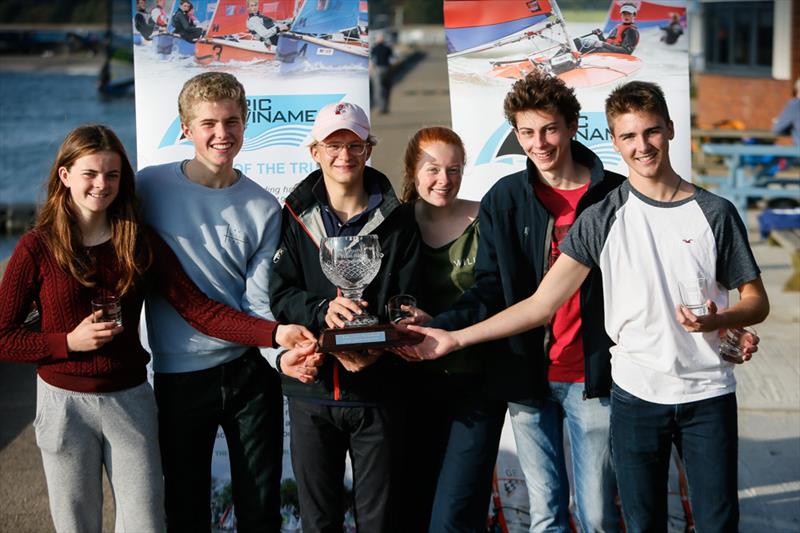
[773,78,800,146]
[137,72,322,532]
[134,0,155,40]
[0,125,317,533]
[583,3,639,55]
[370,32,394,114]
[246,0,289,46]
[660,13,684,45]
[150,0,170,32]
[403,81,769,533]
[172,0,204,42]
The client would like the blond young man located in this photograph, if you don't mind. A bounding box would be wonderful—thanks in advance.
[137,72,321,532]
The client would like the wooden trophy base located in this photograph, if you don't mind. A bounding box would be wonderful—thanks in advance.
[318,323,423,352]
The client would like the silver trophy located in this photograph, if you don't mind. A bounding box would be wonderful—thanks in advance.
[319,235,382,326]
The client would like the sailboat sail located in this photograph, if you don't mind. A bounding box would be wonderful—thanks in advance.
[276,0,368,71]
[444,0,555,56]
[205,0,249,39]
[196,0,298,64]
[290,0,365,39]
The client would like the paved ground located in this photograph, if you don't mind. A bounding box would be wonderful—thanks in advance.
[1,46,798,532]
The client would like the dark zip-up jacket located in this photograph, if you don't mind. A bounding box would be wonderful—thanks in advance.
[269,167,419,403]
[429,141,625,401]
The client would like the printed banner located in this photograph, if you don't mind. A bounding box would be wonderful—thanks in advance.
[133,0,369,203]
[445,1,689,530]
[133,1,370,531]
[445,0,690,201]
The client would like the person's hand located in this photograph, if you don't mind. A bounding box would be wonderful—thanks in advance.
[325,296,367,329]
[279,342,324,383]
[675,300,719,333]
[392,324,458,362]
[392,305,431,325]
[592,28,604,36]
[720,328,760,364]
[66,312,124,352]
[331,349,382,372]
[275,324,316,349]
[279,23,290,31]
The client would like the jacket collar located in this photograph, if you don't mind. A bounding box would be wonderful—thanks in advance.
[524,139,609,189]
[285,166,401,245]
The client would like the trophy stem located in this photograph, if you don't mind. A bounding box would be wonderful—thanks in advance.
[341,288,364,301]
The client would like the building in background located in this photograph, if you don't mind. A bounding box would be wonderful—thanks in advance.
[689,0,798,132]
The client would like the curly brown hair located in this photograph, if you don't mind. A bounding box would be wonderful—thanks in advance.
[503,70,581,129]
[605,81,671,133]
[400,127,466,203]
[178,72,248,126]
[36,125,151,295]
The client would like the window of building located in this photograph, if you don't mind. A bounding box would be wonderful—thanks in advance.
[704,1,773,75]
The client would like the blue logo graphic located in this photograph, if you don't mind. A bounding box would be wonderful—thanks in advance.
[473,111,622,169]
[158,93,346,150]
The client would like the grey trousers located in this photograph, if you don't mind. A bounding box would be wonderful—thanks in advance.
[34,377,165,533]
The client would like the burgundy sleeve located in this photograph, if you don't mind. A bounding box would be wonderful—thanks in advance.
[148,232,278,348]
[0,236,70,362]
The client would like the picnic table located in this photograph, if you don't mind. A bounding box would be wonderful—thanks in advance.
[697,143,800,227]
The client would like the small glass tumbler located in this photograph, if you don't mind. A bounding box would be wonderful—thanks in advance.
[91,295,122,326]
[678,277,709,316]
[386,294,417,324]
[720,327,757,363]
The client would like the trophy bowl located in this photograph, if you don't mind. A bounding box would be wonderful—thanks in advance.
[318,235,422,352]
[319,235,382,326]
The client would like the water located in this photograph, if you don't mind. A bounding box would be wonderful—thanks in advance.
[0,71,136,260]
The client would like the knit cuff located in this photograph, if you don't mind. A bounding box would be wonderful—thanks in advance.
[46,333,70,360]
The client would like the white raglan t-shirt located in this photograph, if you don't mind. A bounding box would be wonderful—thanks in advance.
[560,181,760,405]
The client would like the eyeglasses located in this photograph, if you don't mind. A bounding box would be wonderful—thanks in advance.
[317,142,371,157]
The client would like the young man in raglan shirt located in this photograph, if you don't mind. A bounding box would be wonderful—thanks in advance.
[403,80,769,532]
[137,72,323,532]
[269,101,419,532]
[409,71,625,531]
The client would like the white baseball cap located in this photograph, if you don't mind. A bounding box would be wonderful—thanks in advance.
[311,102,371,141]
[620,4,637,15]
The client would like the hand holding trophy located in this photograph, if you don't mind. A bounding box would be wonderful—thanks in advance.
[318,235,421,352]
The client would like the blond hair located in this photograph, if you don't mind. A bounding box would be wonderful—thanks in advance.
[177,72,248,126]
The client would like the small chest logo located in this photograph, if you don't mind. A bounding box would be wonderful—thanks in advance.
[682,239,694,244]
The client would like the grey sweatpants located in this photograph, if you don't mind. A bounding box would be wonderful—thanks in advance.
[34,377,165,533]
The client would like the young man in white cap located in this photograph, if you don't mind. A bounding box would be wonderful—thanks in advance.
[589,2,640,55]
[269,102,419,532]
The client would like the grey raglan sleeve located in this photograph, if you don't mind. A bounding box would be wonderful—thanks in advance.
[559,202,609,268]
[695,190,761,290]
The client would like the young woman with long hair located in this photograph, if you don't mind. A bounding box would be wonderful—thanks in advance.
[396,127,507,532]
[0,125,316,532]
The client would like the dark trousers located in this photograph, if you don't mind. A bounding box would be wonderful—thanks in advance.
[288,398,400,533]
[399,372,506,533]
[154,349,284,533]
[610,384,739,533]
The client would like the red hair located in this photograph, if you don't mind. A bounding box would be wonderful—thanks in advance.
[401,127,466,203]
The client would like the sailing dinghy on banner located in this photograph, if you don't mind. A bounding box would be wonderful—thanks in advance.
[444,0,642,88]
[195,0,297,64]
[276,0,369,73]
